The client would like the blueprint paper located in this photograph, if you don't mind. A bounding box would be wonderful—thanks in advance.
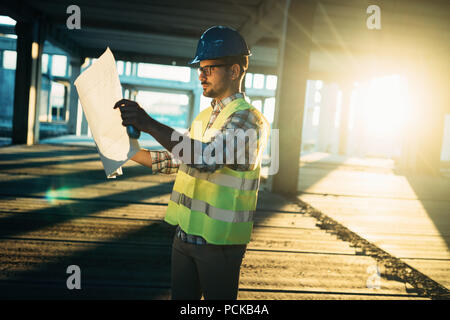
[74,47,140,178]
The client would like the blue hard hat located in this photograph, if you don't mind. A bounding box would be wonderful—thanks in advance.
[189,26,251,64]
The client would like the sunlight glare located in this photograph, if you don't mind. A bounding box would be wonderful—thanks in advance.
[45,187,72,204]
[361,74,409,140]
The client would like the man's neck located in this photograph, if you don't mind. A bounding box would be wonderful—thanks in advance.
[214,90,242,106]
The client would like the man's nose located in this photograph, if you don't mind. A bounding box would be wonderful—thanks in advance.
[198,71,207,82]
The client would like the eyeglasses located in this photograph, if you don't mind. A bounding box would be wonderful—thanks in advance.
[197,64,230,76]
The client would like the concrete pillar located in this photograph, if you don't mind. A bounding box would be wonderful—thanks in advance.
[12,20,45,145]
[338,81,352,156]
[317,83,335,153]
[271,0,317,195]
[401,57,447,176]
[131,62,138,77]
[389,2,449,176]
[67,57,82,134]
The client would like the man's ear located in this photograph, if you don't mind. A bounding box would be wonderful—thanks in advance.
[230,64,241,80]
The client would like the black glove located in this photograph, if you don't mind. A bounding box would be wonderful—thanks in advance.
[113,99,200,163]
[113,99,151,132]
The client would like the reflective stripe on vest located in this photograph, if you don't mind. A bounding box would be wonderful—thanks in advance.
[170,190,254,223]
[173,168,257,211]
[179,163,259,191]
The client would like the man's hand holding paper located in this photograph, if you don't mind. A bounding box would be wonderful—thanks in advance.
[113,99,153,132]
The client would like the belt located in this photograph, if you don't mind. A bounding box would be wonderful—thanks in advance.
[176,226,208,245]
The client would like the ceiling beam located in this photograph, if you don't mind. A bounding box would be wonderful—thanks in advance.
[0,1,83,58]
[81,47,192,66]
[0,25,15,35]
[81,46,280,76]
[0,1,36,22]
[45,26,83,59]
[237,0,284,48]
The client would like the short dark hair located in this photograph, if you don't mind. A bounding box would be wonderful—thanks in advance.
[222,55,249,79]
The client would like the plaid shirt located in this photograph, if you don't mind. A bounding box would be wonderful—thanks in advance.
[150,92,267,174]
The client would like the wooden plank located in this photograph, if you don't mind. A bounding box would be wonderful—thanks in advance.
[402,259,450,290]
[238,290,428,300]
[239,251,415,296]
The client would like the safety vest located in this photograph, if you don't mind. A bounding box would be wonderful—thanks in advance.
[164,97,269,245]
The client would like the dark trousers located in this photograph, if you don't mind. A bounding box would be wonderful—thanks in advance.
[171,234,247,300]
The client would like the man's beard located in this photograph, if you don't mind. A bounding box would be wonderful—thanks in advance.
[202,87,218,98]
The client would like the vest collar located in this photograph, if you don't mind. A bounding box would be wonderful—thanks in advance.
[211,92,246,112]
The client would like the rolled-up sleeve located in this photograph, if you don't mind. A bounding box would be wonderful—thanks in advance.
[150,150,182,174]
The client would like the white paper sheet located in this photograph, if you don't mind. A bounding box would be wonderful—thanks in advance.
[74,47,140,178]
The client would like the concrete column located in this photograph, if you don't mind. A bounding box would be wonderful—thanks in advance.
[12,20,45,145]
[392,4,449,176]
[271,0,317,195]
[401,57,447,176]
[67,57,82,134]
[131,62,138,77]
[338,81,352,156]
[317,83,335,153]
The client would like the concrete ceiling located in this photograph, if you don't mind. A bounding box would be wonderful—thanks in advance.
[1,0,448,80]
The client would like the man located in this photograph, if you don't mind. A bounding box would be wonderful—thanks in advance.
[114,26,270,300]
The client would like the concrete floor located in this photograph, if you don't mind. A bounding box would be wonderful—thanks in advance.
[296,152,450,289]
[0,141,445,299]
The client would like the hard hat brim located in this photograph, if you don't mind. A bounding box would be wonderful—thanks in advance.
[189,52,252,65]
